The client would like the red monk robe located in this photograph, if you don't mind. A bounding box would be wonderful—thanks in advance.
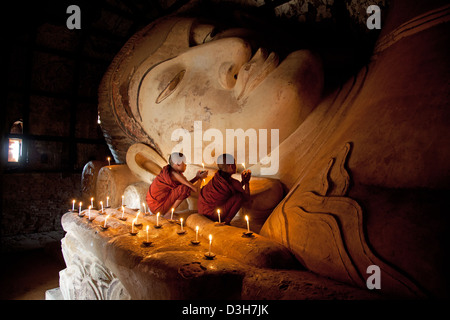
[198,170,248,224]
[146,165,191,215]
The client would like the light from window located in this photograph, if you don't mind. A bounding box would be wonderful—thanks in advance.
[8,138,22,162]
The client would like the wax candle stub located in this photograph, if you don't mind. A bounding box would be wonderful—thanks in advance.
[132,218,137,233]
[104,215,110,228]
[120,206,125,220]
[209,234,212,254]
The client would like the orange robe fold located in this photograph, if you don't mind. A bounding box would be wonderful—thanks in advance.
[198,170,245,223]
[146,165,191,214]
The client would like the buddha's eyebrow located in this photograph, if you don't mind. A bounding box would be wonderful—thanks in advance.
[136,57,175,122]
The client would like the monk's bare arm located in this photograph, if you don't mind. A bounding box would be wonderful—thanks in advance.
[171,171,198,193]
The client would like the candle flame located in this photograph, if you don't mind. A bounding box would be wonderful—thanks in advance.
[245,215,249,222]
[146,225,149,232]
[242,163,246,169]
[202,163,205,169]
[196,226,199,231]
[72,200,75,203]
[209,234,212,241]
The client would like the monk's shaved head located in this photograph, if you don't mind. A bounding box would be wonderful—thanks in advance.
[217,154,235,171]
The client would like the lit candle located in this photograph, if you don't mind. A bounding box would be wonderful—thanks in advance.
[156,212,160,227]
[121,195,124,207]
[136,211,140,225]
[104,214,110,228]
[217,209,221,223]
[132,218,136,234]
[107,157,111,166]
[88,205,92,220]
[79,201,82,214]
[146,225,149,242]
[72,200,75,211]
[209,234,212,255]
[245,215,250,233]
[195,226,199,242]
[242,163,246,170]
[170,208,174,220]
[202,163,205,170]
[90,197,94,207]
[142,202,146,213]
[180,218,184,231]
[100,201,103,212]
[106,196,109,207]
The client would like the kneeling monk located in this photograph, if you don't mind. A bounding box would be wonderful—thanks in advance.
[146,152,207,216]
[198,154,251,224]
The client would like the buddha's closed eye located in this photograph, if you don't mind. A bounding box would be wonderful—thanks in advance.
[155,70,186,104]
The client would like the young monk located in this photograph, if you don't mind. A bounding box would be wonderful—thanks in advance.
[146,152,207,217]
[198,154,251,224]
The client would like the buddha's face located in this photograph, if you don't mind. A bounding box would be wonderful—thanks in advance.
[134,18,323,167]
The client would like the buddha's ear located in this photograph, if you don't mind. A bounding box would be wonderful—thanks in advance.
[126,143,168,184]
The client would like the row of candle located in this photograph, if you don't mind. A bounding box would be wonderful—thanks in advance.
[74,199,251,234]
[75,202,252,258]
[72,196,150,215]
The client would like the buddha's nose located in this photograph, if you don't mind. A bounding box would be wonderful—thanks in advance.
[216,38,252,89]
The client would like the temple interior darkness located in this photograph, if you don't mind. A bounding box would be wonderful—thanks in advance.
[1,0,449,307]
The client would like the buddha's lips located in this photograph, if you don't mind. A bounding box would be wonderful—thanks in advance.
[235,48,279,100]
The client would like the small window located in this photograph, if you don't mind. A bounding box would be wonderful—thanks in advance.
[8,138,22,162]
[7,120,23,163]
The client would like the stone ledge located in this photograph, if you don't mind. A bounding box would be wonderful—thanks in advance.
[59,210,381,299]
